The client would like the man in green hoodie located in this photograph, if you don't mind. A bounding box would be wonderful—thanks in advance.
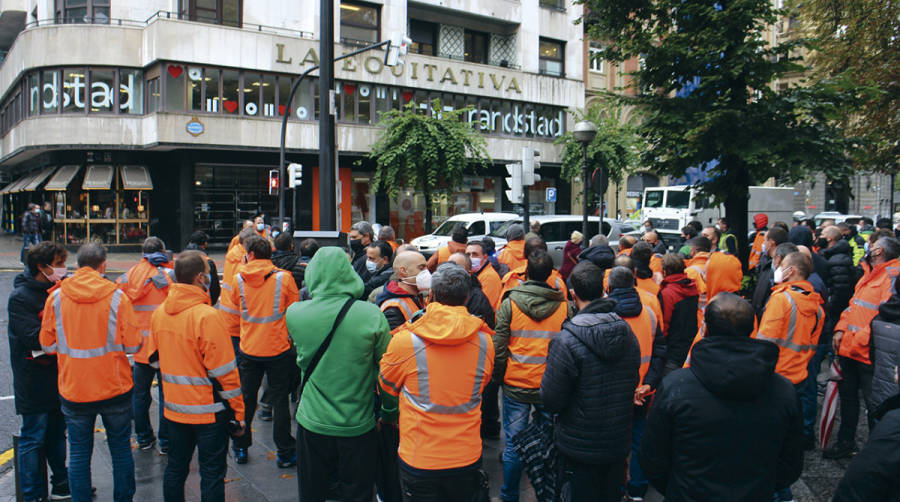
[494,249,571,502]
[285,247,396,502]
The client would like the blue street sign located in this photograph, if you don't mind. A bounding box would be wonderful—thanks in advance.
[546,187,557,203]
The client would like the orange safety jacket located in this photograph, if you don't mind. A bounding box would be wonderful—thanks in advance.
[622,304,659,385]
[147,284,245,424]
[501,267,569,301]
[505,300,568,389]
[705,251,743,301]
[226,259,300,358]
[378,303,494,470]
[754,281,824,384]
[215,281,241,339]
[227,233,241,253]
[40,267,142,403]
[835,259,900,364]
[476,262,504,309]
[116,259,175,364]
[636,277,660,297]
[222,244,245,287]
[638,288,663,330]
[618,247,633,257]
[650,253,663,274]
[426,241,468,273]
[498,240,527,271]
[748,231,766,270]
[380,296,422,325]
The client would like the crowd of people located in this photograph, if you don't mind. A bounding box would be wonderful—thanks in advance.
[7,213,900,502]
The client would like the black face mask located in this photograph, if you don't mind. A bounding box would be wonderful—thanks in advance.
[815,237,828,249]
[349,238,363,254]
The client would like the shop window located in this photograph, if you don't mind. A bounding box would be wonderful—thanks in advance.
[339,83,357,122]
[165,64,186,111]
[243,73,261,116]
[28,74,39,116]
[208,69,224,113]
[409,20,437,56]
[464,30,489,64]
[188,67,202,111]
[341,1,380,45]
[56,0,109,24]
[539,38,565,77]
[221,70,240,114]
[358,84,371,124]
[146,77,160,113]
[62,68,86,113]
[261,75,276,117]
[89,69,115,113]
[178,0,242,27]
[119,69,143,114]
[41,70,59,113]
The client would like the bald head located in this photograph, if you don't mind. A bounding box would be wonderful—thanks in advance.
[448,252,472,272]
[395,244,418,254]
[242,220,254,229]
[797,245,812,259]
[782,251,812,280]
[642,230,659,245]
[619,235,637,250]
[705,292,755,338]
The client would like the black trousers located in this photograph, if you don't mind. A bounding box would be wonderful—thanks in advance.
[557,454,625,502]
[296,425,377,502]
[837,356,875,442]
[375,425,402,502]
[398,464,485,502]
[163,420,228,502]
[234,351,296,455]
[480,379,500,434]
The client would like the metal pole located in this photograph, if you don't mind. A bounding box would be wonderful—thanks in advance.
[522,186,530,234]
[279,65,319,229]
[581,143,589,247]
[318,0,336,231]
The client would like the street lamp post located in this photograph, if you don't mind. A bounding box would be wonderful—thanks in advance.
[573,121,597,247]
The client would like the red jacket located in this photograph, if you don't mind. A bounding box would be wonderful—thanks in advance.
[658,273,700,368]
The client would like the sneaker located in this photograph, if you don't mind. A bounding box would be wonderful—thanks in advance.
[158,442,169,455]
[276,452,297,468]
[233,447,249,464]
[137,438,156,450]
[49,481,71,501]
[623,496,644,502]
[257,407,273,421]
[822,440,857,459]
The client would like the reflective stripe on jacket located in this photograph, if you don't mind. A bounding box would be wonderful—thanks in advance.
[39,267,141,403]
[227,260,300,357]
[116,259,175,364]
[505,300,567,389]
[380,297,420,324]
[501,267,569,301]
[215,282,241,338]
[623,305,658,385]
[754,281,825,383]
[835,259,900,364]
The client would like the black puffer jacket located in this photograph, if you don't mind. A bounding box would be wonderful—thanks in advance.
[7,272,59,415]
[541,298,639,464]
[639,336,803,501]
[752,254,775,320]
[272,250,307,291]
[465,274,495,330]
[578,244,616,269]
[362,265,393,300]
[833,394,900,502]
[821,240,855,316]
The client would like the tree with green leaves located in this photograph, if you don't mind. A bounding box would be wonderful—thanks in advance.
[583,0,857,266]
[366,100,491,232]
[556,99,645,214]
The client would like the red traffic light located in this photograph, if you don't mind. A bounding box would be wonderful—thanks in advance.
[268,169,280,195]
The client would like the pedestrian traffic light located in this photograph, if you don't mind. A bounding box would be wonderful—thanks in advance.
[287,163,303,188]
[268,169,280,195]
[505,163,523,204]
[385,32,412,67]
[522,147,541,186]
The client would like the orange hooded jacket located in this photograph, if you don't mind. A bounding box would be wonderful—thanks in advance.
[226,259,300,357]
[835,259,900,364]
[498,240,527,271]
[754,281,824,383]
[116,259,175,364]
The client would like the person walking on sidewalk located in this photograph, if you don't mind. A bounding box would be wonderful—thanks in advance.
[223,235,299,467]
[286,247,395,502]
[494,249,569,502]
[145,250,245,502]
[379,263,495,502]
[116,236,175,452]
[20,203,41,264]
[40,243,143,502]
[185,231,221,305]
[9,241,71,502]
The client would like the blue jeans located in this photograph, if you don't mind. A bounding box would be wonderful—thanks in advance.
[501,393,549,502]
[62,398,135,502]
[133,362,169,446]
[164,419,228,502]
[21,232,39,263]
[18,411,68,501]
[797,374,817,440]
[626,413,648,497]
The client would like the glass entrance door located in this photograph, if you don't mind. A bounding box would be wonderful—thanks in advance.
[193,164,277,245]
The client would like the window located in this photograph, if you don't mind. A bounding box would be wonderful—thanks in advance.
[409,20,437,56]
[341,1,380,44]
[539,38,564,76]
[178,0,241,27]
[467,220,485,236]
[464,30,489,64]
[56,0,109,24]
[539,0,565,9]
[588,46,604,73]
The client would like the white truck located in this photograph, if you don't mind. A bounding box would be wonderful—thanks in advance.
[641,185,795,249]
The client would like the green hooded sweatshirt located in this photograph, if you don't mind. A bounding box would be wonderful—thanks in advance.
[286,247,397,437]
[494,280,571,404]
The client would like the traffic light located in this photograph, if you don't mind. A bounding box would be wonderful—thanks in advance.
[522,147,541,186]
[385,32,412,67]
[505,163,523,204]
[287,163,303,188]
[268,169,280,195]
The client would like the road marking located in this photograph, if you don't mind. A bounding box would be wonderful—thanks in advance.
[0,448,13,466]
[0,395,13,401]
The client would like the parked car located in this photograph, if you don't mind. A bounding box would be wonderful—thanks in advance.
[409,212,519,257]
[813,211,864,228]
[488,215,642,268]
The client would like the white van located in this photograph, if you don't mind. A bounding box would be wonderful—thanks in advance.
[410,212,519,256]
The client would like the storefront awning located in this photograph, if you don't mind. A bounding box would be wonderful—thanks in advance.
[23,166,59,192]
[4,173,35,194]
[45,165,82,191]
[120,165,153,190]
[82,165,114,190]
[0,174,28,194]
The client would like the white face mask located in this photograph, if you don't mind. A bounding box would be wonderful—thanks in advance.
[414,269,432,293]
[256,223,265,232]
[366,260,378,273]
[43,266,67,283]
[470,257,482,270]
[774,266,787,284]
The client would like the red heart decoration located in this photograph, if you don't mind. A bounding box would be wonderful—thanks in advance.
[167,65,183,79]
[343,84,356,95]
[278,105,287,116]
[223,100,238,113]
[402,91,413,102]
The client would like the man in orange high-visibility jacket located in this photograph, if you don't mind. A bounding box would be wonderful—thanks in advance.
[223,227,256,287]
[825,236,900,460]
[630,242,662,296]
[494,249,569,500]
[617,235,637,256]
[40,243,142,502]
[227,220,254,252]
[748,213,769,271]
[700,226,743,300]
[467,240,504,309]
[754,252,824,461]
[606,266,666,501]
[498,224,528,271]
[222,235,300,467]
[426,224,469,273]
[220,227,257,365]
[500,237,569,301]
[379,262,495,500]
[145,250,245,502]
[116,236,175,452]
[376,250,427,331]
